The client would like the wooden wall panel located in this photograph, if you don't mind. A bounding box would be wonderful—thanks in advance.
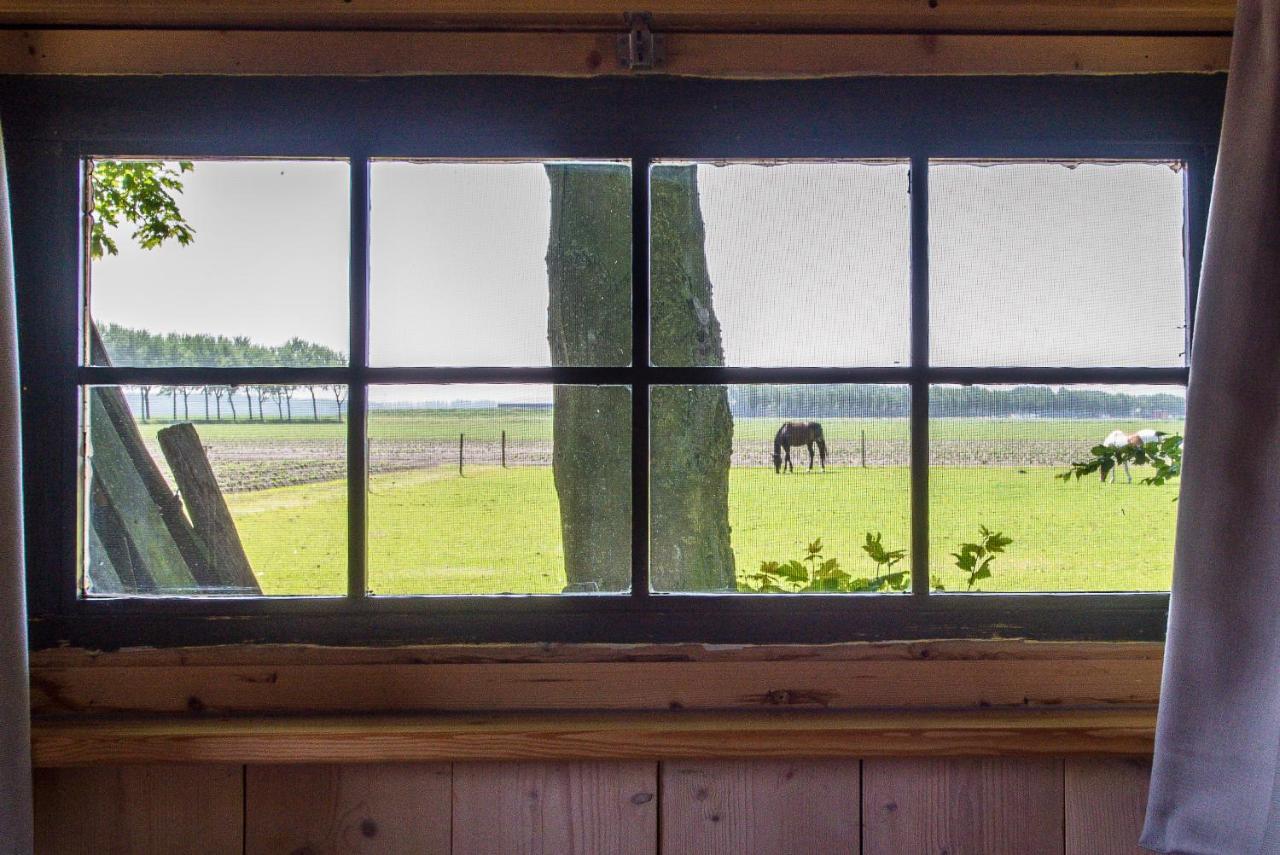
[0,1,1238,34]
[1066,758,1154,855]
[33,764,242,855]
[862,757,1065,855]
[451,761,657,855]
[0,30,1231,77]
[661,760,859,855]
[244,763,452,855]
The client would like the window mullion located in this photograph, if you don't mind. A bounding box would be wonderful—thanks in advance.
[631,156,652,598]
[909,154,931,598]
[348,154,371,601]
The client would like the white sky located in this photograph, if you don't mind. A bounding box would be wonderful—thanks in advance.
[91,158,1187,405]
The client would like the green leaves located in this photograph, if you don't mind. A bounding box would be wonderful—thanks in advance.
[90,160,196,260]
[1058,434,1183,486]
[739,532,908,594]
[951,525,1013,591]
[862,531,906,571]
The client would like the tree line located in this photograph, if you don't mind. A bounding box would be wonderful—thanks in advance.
[727,384,1186,420]
[99,323,348,423]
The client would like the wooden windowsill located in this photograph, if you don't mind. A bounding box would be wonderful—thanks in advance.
[31,708,1157,768]
[30,640,1165,717]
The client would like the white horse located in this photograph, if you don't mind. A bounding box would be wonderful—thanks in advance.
[1101,429,1165,483]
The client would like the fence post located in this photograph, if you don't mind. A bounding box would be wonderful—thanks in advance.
[861,429,867,468]
[501,429,507,468]
[459,432,464,476]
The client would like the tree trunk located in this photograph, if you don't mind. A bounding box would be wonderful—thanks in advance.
[648,165,736,591]
[545,164,633,592]
[310,388,319,422]
[544,164,735,592]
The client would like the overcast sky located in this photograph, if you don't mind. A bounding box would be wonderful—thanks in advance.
[91,158,1187,404]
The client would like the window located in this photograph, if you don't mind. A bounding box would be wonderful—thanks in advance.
[8,75,1223,647]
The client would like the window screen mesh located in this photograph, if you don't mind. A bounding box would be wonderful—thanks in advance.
[650,161,911,367]
[87,159,350,368]
[928,384,1184,592]
[366,384,631,595]
[369,161,631,367]
[83,385,348,597]
[929,161,1186,368]
[650,384,910,593]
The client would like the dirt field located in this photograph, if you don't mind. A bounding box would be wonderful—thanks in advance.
[141,435,1105,494]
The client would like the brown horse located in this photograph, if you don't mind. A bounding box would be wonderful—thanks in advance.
[773,421,828,474]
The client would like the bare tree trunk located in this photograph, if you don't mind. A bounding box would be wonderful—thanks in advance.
[545,164,633,592]
[543,165,735,592]
[309,387,319,422]
[648,165,736,591]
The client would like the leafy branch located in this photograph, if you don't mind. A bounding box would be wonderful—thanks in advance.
[1057,434,1183,486]
[947,525,1013,592]
[741,534,908,594]
[90,160,196,260]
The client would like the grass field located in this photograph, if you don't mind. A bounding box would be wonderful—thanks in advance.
[103,408,1185,595]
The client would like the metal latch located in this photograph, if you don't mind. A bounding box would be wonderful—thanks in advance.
[617,12,664,70]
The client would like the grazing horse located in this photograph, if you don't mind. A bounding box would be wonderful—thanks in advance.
[1101,428,1165,483]
[773,421,828,474]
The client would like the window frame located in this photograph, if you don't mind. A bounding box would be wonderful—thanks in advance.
[4,74,1223,649]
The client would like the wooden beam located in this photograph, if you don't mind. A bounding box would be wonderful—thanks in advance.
[0,2,1236,34]
[29,641,1164,716]
[30,709,1157,767]
[0,30,1231,77]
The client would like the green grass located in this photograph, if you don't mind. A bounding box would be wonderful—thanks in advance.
[227,462,1177,596]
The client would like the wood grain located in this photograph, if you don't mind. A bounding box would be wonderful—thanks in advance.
[244,763,451,855]
[1066,758,1154,855]
[0,30,1230,78]
[29,639,1164,667]
[863,757,1065,854]
[452,761,657,855]
[0,1,1236,34]
[661,760,859,854]
[33,764,242,854]
[30,709,1157,767]
[29,641,1164,716]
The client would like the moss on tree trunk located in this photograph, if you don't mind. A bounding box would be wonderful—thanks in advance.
[545,163,734,593]
[545,164,632,591]
[649,166,736,591]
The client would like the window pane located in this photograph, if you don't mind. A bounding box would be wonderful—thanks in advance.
[87,159,349,367]
[83,385,347,596]
[651,384,911,592]
[367,384,631,594]
[929,384,1184,592]
[650,161,911,367]
[369,161,631,367]
[929,160,1186,367]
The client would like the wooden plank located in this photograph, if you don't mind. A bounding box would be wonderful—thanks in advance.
[1065,758,1153,855]
[0,1,1237,34]
[28,641,1164,716]
[29,709,1157,767]
[245,763,451,854]
[452,761,657,855]
[0,30,1231,78]
[87,391,198,591]
[33,764,242,854]
[661,760,858,854]
[863,757,1065,854]
[157,422,261,594]
[29,639,1165,667]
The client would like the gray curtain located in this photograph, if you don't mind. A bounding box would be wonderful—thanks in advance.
[0,123,32,853]
[1142,1,1280,852]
